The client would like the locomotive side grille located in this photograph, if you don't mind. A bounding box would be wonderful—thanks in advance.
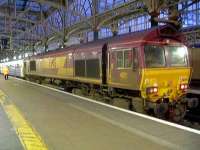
[75,59,100,79]
[75,60,86,77]
[86,59,100,79]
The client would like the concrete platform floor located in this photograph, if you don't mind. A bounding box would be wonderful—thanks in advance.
[0,107,23,150]
[0,76,200,150]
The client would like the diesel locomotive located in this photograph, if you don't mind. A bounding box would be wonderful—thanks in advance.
[0,26,192,121]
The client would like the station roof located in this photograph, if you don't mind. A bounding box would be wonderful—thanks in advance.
[0,0,199,61]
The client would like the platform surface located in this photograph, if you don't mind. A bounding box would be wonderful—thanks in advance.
[0,106,24,150]
[0,76,200,150]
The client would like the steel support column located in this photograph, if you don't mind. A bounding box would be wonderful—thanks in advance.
[92,0,99,40]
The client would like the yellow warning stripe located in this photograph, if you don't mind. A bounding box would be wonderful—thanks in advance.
[0,90,48,150]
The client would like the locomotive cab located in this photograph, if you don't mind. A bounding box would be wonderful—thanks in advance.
[140,43,191,103]
[139,39,191,120]
[136,25,191,107]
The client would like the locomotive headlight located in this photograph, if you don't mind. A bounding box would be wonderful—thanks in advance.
[153,87,158,93]
[180,84,185,90]
[146,87,158,94]
[180,84,188,90]
[166,39,170,44]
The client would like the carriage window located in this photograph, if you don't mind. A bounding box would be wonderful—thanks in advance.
[165,46,188,67]
[145,45,165,68]
[116,51,123,68]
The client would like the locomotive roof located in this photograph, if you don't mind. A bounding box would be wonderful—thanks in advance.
[29,25,180,59]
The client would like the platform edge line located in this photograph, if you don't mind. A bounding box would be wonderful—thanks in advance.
[0,89,48,150]
[11,76,200,135]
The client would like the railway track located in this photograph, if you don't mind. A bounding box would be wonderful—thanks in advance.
[183,108,200,129]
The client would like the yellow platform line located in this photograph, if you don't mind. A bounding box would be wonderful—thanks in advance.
[0,90,48,150]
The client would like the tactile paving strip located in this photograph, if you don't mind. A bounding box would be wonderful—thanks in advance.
[0,90,48,150]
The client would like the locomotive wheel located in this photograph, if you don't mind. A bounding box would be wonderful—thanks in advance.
[72,88,82,96]
[104,97,114,104]
[90,91,102,101]
[172,108,181,122]
[153,103,168,119]
[72,87,89,96]
[81,88,89,96]
[132,98,144,113]
[170,104,186,122]
[128,99,134,111]
[178,104,186,119]
[49,78,54,84]
[38,79,42,84]
[64,87,73,93]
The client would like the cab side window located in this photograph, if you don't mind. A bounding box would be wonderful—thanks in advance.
[124,50,132,68]
[116,48,138,69]
[116,51,123,68]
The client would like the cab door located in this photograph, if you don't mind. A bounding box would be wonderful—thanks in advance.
[108,47,140,90]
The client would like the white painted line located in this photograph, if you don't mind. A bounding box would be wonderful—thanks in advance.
[11,76,200,135]
[187,89,200,95]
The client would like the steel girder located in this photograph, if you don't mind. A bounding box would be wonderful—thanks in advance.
[26,0,147,47]
[0,12,37,24]
[4,0,175,52]
[0,0,200,58]
[35,0,68,9]
[0,0,59,53]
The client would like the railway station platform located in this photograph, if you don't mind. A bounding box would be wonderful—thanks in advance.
[0,76,200,150]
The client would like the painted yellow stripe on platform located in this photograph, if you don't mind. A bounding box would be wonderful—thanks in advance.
[0,90,48,150]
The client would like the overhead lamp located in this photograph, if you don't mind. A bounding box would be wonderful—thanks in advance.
[25,53,28,57]
[18,55,22,59]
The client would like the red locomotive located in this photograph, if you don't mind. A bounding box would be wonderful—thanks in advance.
[23,25,191,121]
